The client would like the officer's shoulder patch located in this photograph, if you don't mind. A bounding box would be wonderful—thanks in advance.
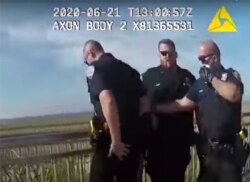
[86,66,95,79]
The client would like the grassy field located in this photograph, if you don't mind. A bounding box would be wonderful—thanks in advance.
[242,105,250,125]
[1,106,250,182]
[0,112,92,137]
[0,112,93,182]
[243,116,250,125]
[0,112,92,128]
[1,104,249,137]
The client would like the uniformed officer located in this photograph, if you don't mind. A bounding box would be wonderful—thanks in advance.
[142,39,196,182]
[83,40,147,182]
[155,40,244,182]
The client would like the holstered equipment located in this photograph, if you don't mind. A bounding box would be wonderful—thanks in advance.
[88,115,109,147]
[197,127,250,170]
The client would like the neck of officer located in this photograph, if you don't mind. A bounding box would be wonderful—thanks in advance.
[95,52,104,61]
[212,62,224,71]
[160,60,177,73]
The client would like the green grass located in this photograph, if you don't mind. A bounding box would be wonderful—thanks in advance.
[0,113,92,137]
[1,110,250,182]
[1,152,92,182]
[1,108,249,137]
[242,116,250,125]
[0,123,89,137]
[0,113,92,129]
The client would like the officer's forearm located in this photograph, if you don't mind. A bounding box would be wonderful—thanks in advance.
[156,97,195,114]
[211,77,242,103]
[100,92,121,143]
[155,102,174,113]
[156,100,184,113]
[103,100,121,143]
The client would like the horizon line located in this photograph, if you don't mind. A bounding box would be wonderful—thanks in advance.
[0,110,93,120]
[1,100,250,120]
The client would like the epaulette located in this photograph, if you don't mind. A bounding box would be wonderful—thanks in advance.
[227,67,241,81]
[227,67,235,73]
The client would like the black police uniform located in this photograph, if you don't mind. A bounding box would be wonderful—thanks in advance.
[86,53,146,182]
[186,67,244,182]
[142,65,196,182]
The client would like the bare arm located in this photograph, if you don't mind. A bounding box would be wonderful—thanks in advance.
[88,66,129,160]
[211,77,242,103]
[99,90,121,143]
[156,96,196,114]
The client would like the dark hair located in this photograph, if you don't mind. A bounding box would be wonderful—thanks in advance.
[158,39,176,51]
[84,40,104,52]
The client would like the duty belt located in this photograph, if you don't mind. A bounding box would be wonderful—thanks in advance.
[204,138,235,156]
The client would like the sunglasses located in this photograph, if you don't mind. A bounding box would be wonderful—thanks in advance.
[198,54,214,63]
[160,51,172,57]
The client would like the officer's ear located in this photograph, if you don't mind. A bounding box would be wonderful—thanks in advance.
[210,55,217,64]
[88,51,93,58]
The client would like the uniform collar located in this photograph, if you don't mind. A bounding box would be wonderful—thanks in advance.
[157,65,181,74]
[199,65,226,83]
[98,53,116,62]
[90,53,117,66]
[216,65,225,72]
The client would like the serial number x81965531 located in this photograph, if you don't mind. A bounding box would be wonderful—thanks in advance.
[130,20,194,31]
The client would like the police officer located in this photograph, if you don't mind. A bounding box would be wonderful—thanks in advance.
[142,39,196,182]
[83,40,147,182]
[155,40,244,182]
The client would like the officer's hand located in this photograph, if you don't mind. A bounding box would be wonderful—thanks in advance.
[108,141,130,161]
[199,66,214,83]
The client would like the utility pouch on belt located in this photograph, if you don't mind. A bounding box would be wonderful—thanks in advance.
[88,115,108,147]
